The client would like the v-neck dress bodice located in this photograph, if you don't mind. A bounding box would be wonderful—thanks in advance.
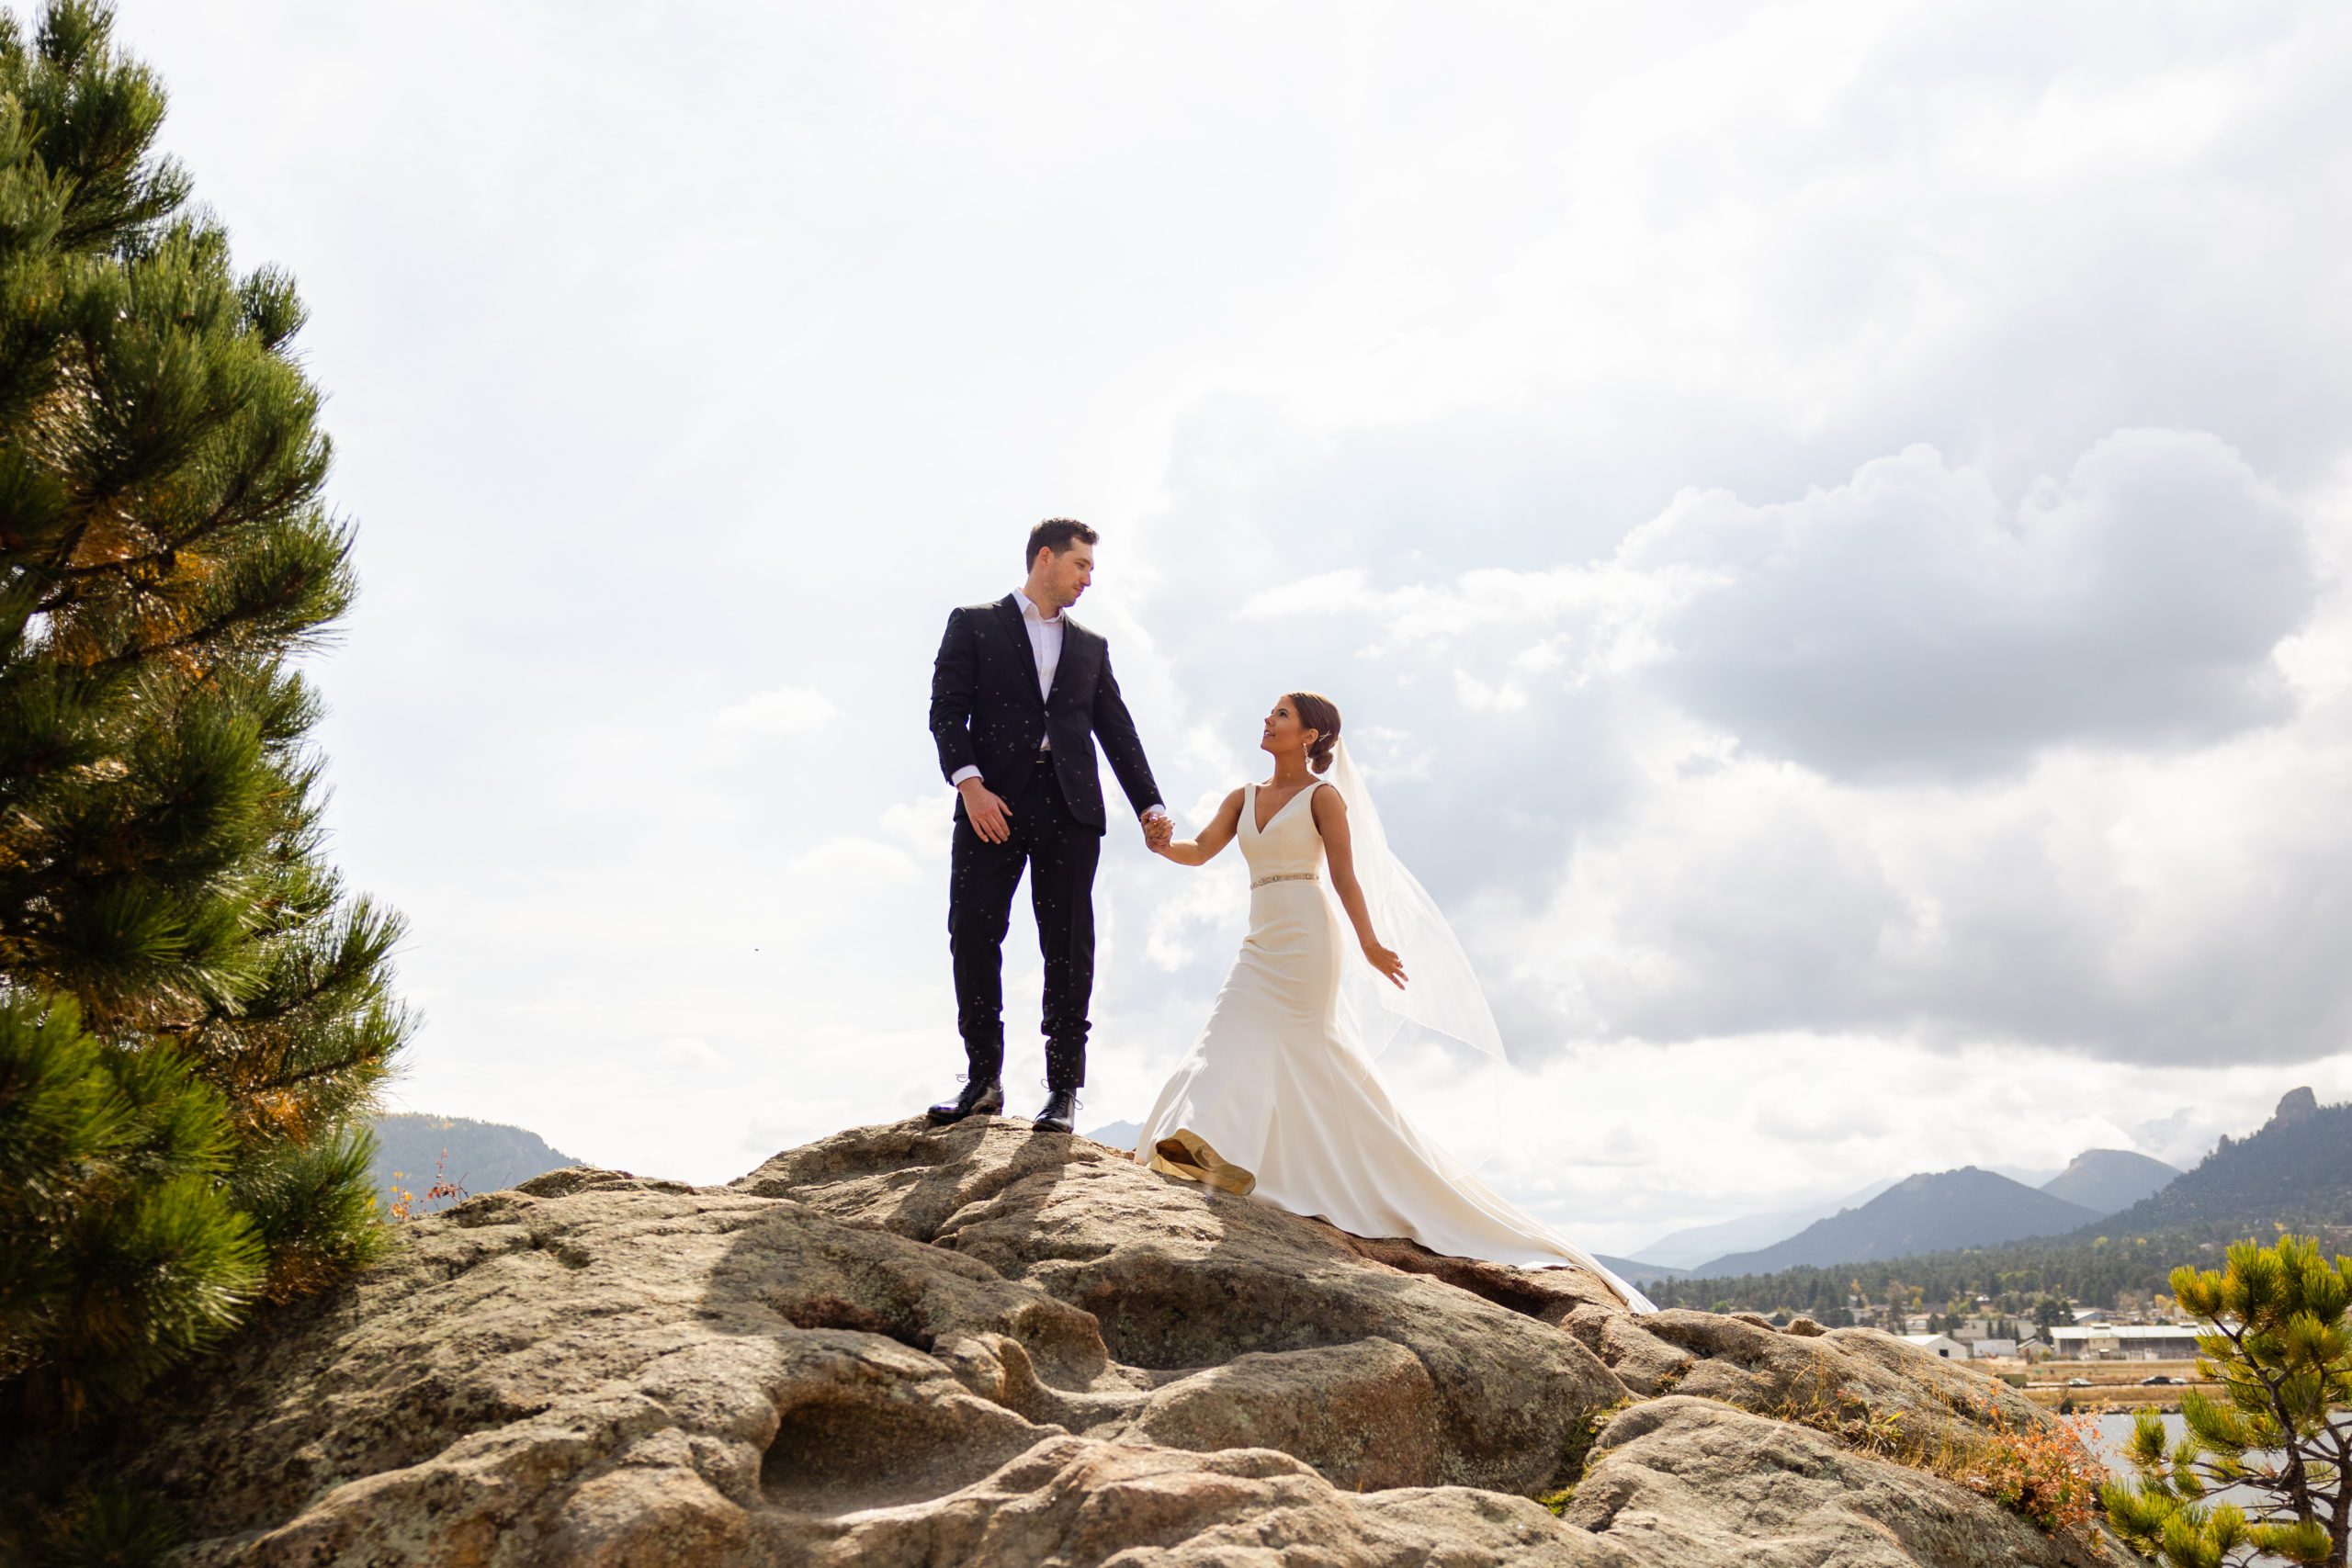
[1241,778,1327,877]
[1133,781,1655,1313]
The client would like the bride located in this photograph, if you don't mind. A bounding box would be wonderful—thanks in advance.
[1134,692,1657,1314]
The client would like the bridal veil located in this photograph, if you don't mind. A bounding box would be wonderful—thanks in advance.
[1322,739,1509,1066]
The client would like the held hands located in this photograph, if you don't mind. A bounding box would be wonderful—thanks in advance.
[1362,939,1408,990]
[958,786,1172,856]
[958,777,1014,844]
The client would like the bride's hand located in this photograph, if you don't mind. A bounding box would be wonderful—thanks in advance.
[1363,940,1408,989]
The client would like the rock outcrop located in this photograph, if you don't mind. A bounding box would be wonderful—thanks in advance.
[124,1120,2112,1565]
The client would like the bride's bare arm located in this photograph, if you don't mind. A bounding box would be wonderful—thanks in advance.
[1311,786,1408,988]
[1151,788,1246,866]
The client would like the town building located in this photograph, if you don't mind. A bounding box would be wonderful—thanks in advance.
[2046,1325,2202,1360]
[1897,1333,1968,1359]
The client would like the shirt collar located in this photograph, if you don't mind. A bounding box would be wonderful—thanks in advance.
[1013,588,1062,626]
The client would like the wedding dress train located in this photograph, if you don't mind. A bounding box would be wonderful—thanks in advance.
[1134,779,1657,1314]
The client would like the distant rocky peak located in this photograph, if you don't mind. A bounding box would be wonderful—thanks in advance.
[2272,1086,2320,1125]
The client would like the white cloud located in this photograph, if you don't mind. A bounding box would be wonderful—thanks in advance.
[878,794,956,858]
[716,686,838,739]
[1515,696,2352,1066]
[787,837,922,889]
[1625,431,2317,778]
[1143,869,1248,972]
[654,1037,731,1073]
[1133,424,2351,1068]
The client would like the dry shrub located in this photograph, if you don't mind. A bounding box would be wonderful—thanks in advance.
[1767,1382,2108,1539]
[386,1146,469,1221]
[1939,1393,2109,1537]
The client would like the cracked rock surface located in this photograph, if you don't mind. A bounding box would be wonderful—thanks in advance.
[125,1120,2109,1565]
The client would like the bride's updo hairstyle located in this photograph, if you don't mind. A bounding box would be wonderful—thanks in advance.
[1286,691,1342,773]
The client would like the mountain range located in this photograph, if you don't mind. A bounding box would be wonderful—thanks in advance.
[369,1113,582,1213]
[1636,1089,2352,1312]
[1085,1119,1143,1150]
[2038,1148,2182,1216]
[2080,1088,2352,1236]
[1634,1144,2182,1277]
[1630,1179,1899,1272]
[1598,1254,1690,1288]
[1694,1168,2104,1276]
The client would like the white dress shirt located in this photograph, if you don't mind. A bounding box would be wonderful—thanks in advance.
[950,589,1165,820]
[1013,587,1065,733]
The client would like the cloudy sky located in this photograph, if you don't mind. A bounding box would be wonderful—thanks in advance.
[108,1,2352,1255]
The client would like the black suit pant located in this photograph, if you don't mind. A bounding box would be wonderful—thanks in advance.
[948,759,1100,1090]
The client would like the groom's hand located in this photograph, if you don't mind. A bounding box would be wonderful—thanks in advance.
[958,778,1014,844]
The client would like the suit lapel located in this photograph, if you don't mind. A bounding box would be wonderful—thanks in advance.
[1046,617,1091,712]
[994,594,1046,712]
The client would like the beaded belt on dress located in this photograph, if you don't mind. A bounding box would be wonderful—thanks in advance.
[1250,873,1319,889]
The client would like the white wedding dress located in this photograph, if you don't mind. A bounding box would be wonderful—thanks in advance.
[1133,776,1657,1314]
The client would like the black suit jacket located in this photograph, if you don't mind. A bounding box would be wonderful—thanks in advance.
[930,594,1161,834]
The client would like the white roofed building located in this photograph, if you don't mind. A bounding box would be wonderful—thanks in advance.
[1897,1333,1968,1359]
[2047,1325,2203,1360]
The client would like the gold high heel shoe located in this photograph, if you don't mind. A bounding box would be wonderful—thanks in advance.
[1147,1129,1257,1197]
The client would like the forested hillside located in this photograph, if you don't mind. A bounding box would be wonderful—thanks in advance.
[2093,1089,2351,1233]
[1700,1168,2098,1275]
[1650,1089,2352,1316]
[369,1114,582,1213]
[2038,1149,2178,1216]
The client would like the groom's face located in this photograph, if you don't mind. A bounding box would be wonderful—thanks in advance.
[1035,540,1095,609]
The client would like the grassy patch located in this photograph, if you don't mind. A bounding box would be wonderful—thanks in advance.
[1535,1396,1636,1516]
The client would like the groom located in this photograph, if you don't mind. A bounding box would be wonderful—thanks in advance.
[926,519,1170,1134]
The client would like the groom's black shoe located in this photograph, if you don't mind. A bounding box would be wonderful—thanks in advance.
[1032,1089,1080,1134]
[926,1077,1003,1125]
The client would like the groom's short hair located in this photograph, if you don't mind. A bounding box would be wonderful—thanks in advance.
[1028,518,1099,570]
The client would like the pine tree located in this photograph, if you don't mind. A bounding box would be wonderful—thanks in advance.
[0,994,261,1417]
[2102,1235,2351,1568]
[0,0,411,1446]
